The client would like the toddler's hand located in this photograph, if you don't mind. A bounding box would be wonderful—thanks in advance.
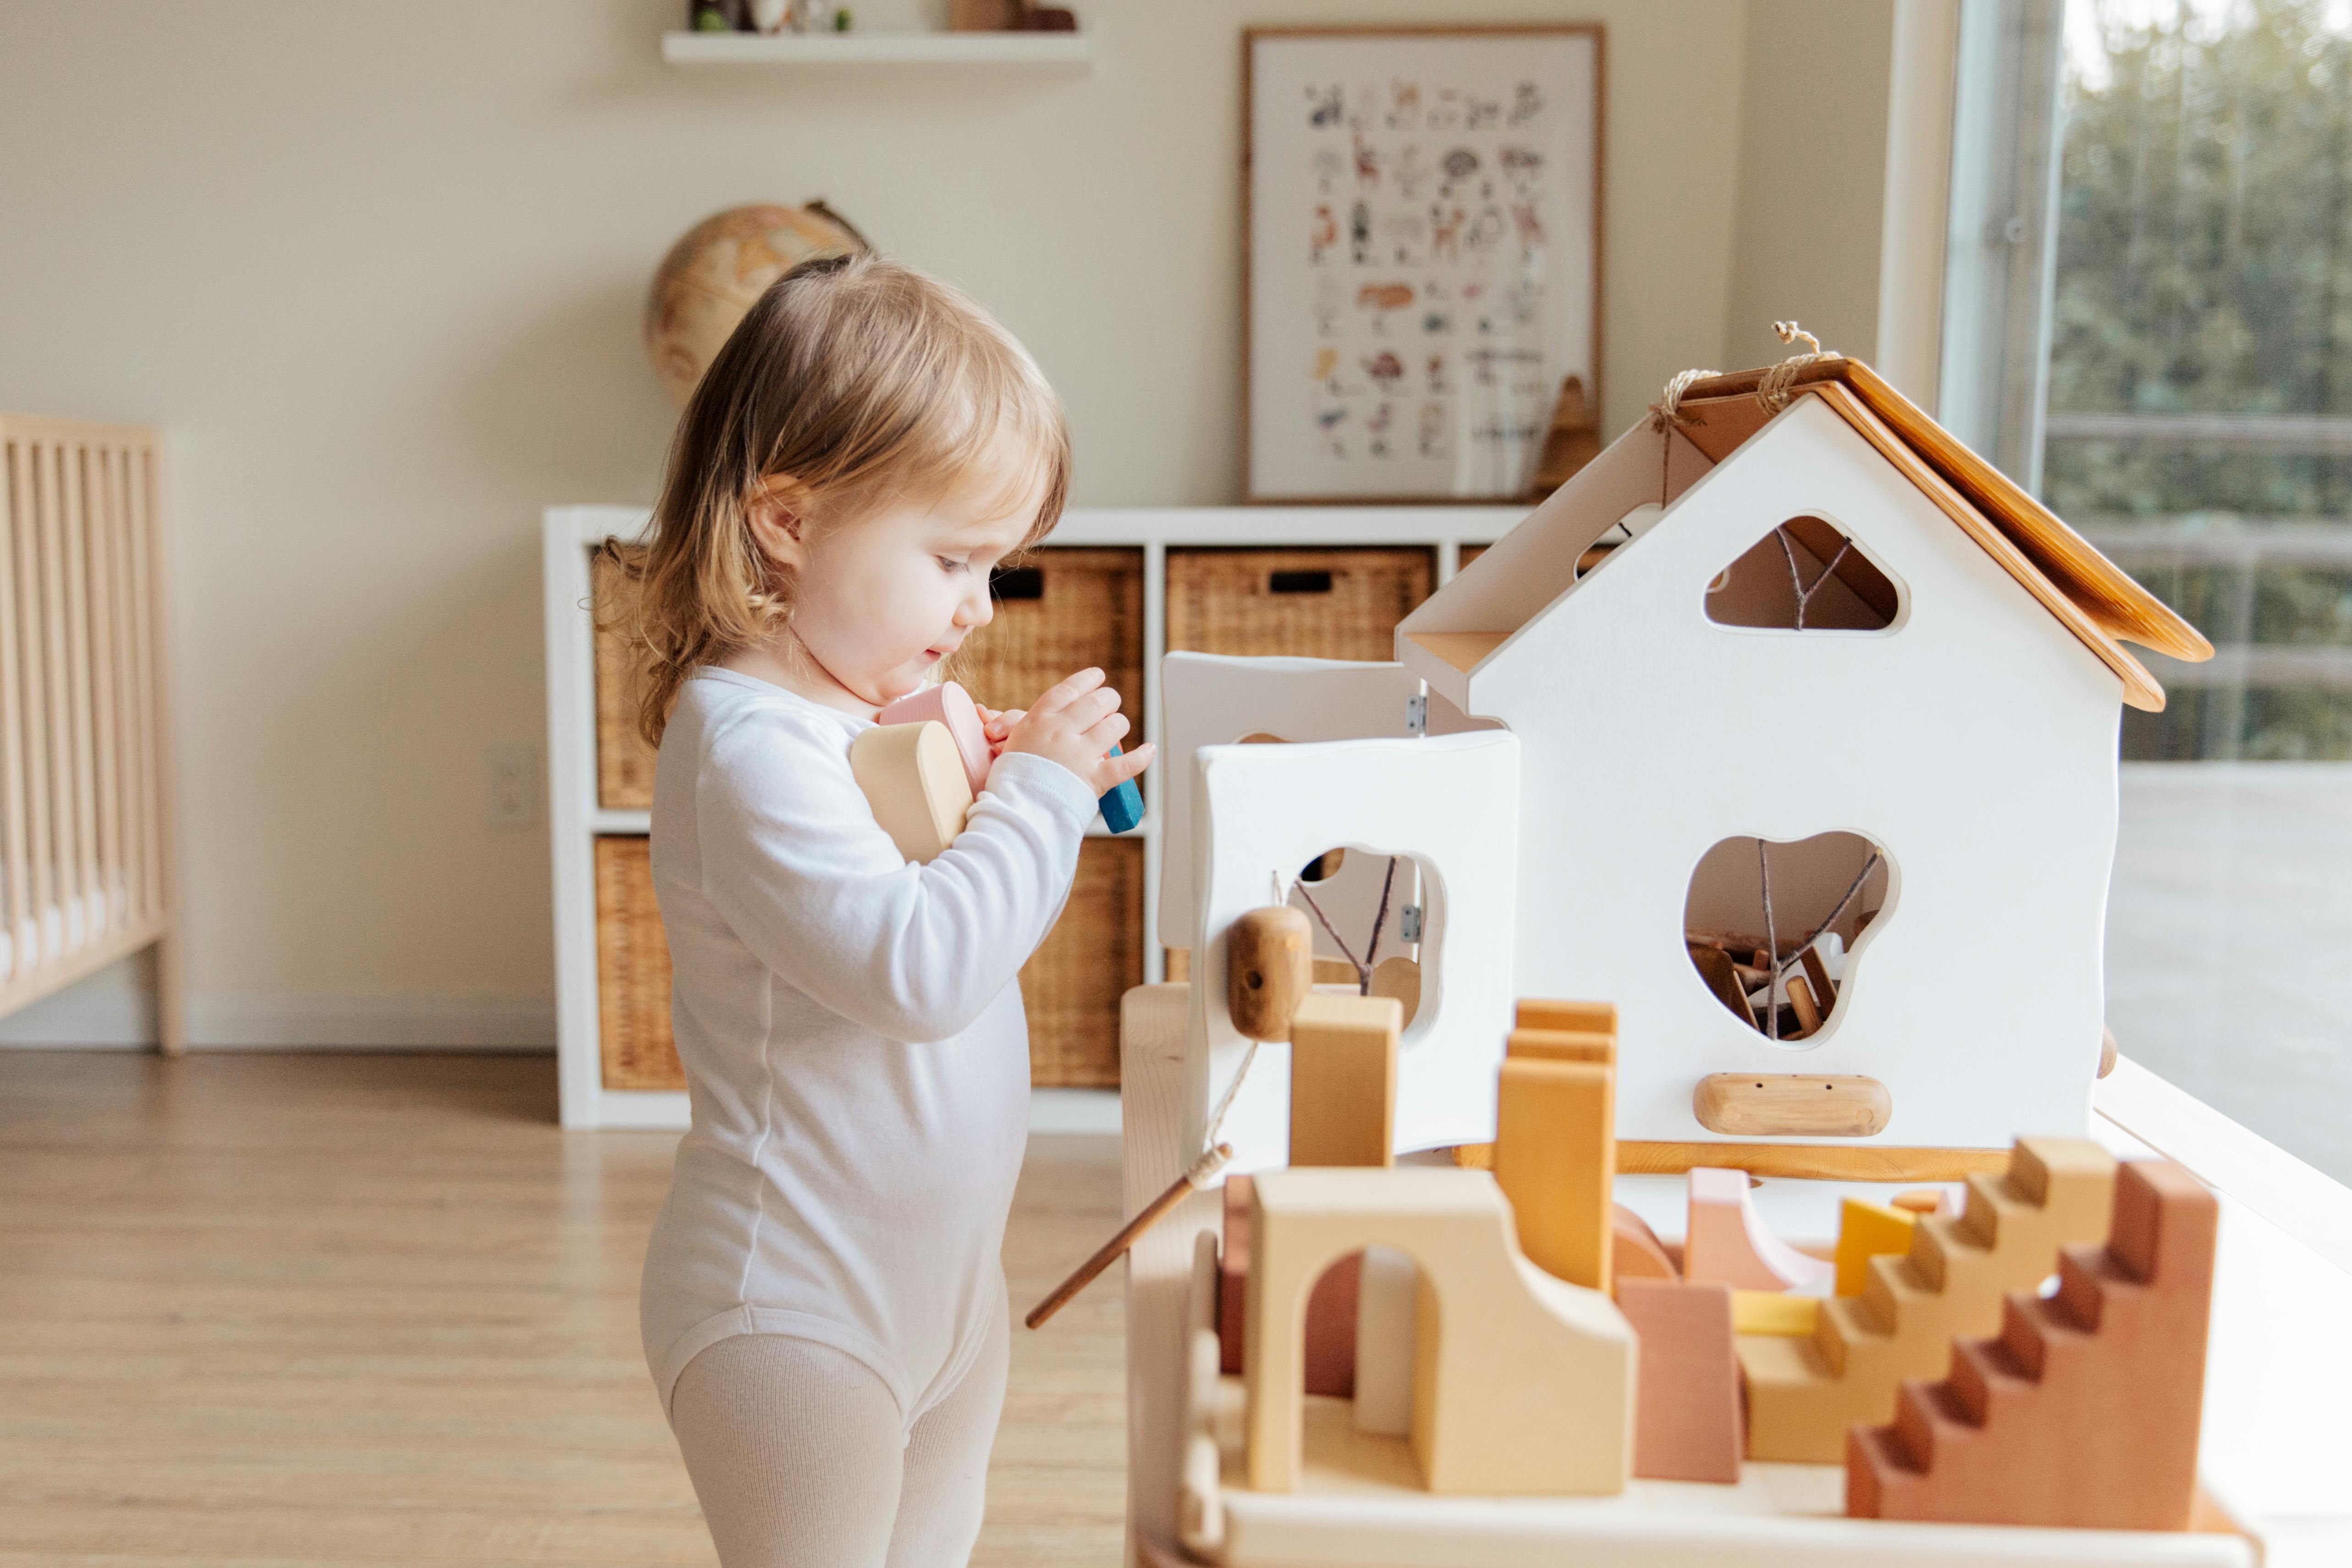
[1003,668,1153,797]
[977,703,1022,758]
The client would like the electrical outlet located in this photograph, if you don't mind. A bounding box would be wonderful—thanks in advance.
[487,745,537,829]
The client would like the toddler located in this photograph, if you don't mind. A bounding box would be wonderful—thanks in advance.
[624,253,1151,1568]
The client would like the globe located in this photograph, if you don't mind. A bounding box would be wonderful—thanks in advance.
[643,202,866,406]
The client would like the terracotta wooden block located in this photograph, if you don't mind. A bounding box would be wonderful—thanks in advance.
[1739,1136,2118,1463]
[1610,1203,1678,1287]
[1493,1057,1614,1292]
[1228,906,1313,1043]
[874,680,992,794]
[1507,1026,1616,1064]
[1287,993,1401,1168]
[1514,998,1618,1036]
[1616,1279,1743,1483]
[1731,1290,1820,1336]
[1352,1243,1417,1436]
[1835,1197,1919,1297]
[1218,1174,1358,1396]
[1691,1073,1892,1138]
[1689,945,1754,1024]
[1243,1168,1633,1496]
[1683,1167,1834,1293]
[1800,942,1839,1013]
[1848,1159,2218,1531]
[847,721,973,864]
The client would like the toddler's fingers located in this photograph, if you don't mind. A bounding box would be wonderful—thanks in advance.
[1102,740,1153,786]
[1029,667,1106,716]
[985,708,1024,740]
[1081,710,1131,752]
[1063,686,1124,732]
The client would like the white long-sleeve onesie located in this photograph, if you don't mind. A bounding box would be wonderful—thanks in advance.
[639,668,1098,1425]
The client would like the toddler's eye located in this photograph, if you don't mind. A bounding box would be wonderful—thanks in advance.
[936,555,967,574]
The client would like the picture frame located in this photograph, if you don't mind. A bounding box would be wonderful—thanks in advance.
[1243,24,1605,504]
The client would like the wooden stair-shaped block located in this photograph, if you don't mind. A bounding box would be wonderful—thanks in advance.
[1847,1159,2218,1530]
[1738,1136,2117,1462]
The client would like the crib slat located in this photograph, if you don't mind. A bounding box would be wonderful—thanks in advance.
[27,440,64,948]
[60,442,102,942]
[0,439,32,976]
[138,439,186,1055]
[87,444,124,940]
[126,445,162,927]
[104,445,144,932]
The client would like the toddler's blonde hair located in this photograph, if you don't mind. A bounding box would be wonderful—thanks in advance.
[614,252,1070,746]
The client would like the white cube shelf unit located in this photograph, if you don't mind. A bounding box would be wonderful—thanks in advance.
[546,504,1526,1129]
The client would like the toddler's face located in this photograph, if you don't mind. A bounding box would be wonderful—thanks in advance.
[786,448,1045,709]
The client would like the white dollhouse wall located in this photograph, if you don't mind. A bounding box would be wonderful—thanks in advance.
[1183,731,1521,1173]
[1398,396,2122,1151]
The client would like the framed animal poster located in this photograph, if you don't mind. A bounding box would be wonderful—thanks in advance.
[1245,25,1603,502]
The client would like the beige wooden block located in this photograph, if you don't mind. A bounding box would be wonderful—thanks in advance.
[1739,1136,2119,1462]
[1287,993,1401,1169]
[1493,1057,1614,1293]
[1514,998,1618,1036]
[1351,1243,1417,1436]
[1228,905,1313,1042]
[1243,1168,1633,1496]
[1368,954,1421,1028]
[848,720,972,864]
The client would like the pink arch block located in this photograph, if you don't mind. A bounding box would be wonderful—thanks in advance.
[1683,1166,1834,1293]
[878,680,992,795]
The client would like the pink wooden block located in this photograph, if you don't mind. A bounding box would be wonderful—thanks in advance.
[1683,1166,1834,1292]
[877,680,991,795]
[1617,1278,1743,1483]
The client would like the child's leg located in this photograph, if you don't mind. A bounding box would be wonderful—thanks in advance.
[670,1334,906,1568]
[883,1298,1010,1568]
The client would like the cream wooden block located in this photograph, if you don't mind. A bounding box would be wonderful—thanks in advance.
[848,720,973,863]
[1739,1135,2120,1462]
[1351,1244,1417,1436]
[1186,732,1521,1172]
[1493,1057,1615,1292]
[1158,652,1422,943]
[1242,1167,1632,1497]
[1287,993,1401,1168]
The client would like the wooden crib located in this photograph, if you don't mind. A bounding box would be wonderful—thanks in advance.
[0,417,182,1051]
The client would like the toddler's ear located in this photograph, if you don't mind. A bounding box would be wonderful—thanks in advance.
[745,474,819,564]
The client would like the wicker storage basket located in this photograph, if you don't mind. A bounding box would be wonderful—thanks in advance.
[592,547,659,811]
[950,546,1146,739]
[1022,836,1144,1087]
[594,835,683,1090]
[1167,548,1434,660]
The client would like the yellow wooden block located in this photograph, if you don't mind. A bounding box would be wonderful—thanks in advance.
[1493,1056,1614,1293]
[1834,1197,1917,1297]
[1507,1027,1616,1064]
[1731,1290,1820,1336]
[1514,998,1619,1036]
[1287,993,1401,1168]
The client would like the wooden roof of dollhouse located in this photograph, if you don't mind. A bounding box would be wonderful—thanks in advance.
[1407,355,2213,712]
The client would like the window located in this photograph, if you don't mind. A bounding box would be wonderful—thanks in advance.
[1704,517,1901,631]
[1950,0,2352,1182]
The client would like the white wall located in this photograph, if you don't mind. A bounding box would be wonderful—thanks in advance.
[0,0,1783,1046]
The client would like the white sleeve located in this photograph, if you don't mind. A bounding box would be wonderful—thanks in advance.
[693,706,1100,1043]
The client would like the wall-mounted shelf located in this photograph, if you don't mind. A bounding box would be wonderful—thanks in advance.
[660,29,1096,69]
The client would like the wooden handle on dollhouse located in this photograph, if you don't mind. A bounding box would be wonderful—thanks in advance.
[1025,1144,1231,1330]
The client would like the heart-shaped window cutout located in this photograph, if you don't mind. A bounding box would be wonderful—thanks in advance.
[1684,832,1889,1044]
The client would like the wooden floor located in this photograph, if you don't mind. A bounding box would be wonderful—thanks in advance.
[0,1052,1128,1566]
